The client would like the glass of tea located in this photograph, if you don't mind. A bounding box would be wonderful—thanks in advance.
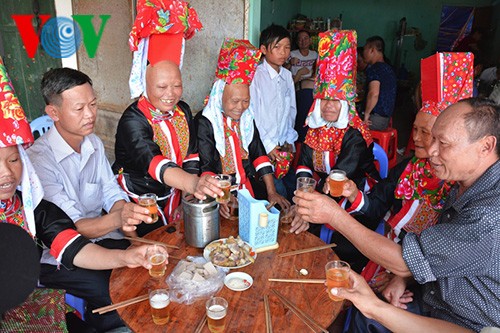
[215,174,231,204]
[146,244,167,278]
[138,193,159,223]
[296,177,317,193]
[327,170,347,197]
[325,260,350,301]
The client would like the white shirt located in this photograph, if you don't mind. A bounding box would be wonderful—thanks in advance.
[250,58,298,153]
[289,49,318,78]
[28,126,127,245]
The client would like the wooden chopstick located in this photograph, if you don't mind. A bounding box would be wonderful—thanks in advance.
[92,294,149,314]
[278,243,336,258]
[124,236,180,249]
[264,295,273,333]
[193,314,207,333]
[271,289,328,333]
[268,278,325,284]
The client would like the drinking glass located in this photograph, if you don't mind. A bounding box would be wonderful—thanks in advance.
[215,174,231,204]
[146,245,167,278]
[149,289,170,325]
[206,297,228,333]
[296,177,317,192]
[138,193,159,223]
[327,170,347,197]
[325,260,350,301]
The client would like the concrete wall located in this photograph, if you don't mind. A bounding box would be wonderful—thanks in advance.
[73,0,250,160]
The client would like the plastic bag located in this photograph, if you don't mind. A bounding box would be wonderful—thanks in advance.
[166,256,227,304]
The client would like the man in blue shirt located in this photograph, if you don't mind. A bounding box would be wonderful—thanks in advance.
[362,36,397,130]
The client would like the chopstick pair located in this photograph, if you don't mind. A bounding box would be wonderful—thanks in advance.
[194,315,207,333]
[268,278,325,284]
[271,289,328,333]
[92,294,149,314]
[278,243,336,258]
[124,236,180,249]
[264,295,273,333]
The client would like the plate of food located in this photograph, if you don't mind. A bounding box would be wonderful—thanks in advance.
[203,236,257,269]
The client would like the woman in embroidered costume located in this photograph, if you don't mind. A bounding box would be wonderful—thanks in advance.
[197,38,294,218]
[0,56,162,330]
[295,30,380,191]
[113,0,223,236]
[336,53,473,305]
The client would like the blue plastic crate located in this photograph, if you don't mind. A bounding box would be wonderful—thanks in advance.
[238,189,279,249]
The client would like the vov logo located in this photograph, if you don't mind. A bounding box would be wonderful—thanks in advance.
[12,15,110,59]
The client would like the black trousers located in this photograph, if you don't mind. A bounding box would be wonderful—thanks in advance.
[40,238,130,332]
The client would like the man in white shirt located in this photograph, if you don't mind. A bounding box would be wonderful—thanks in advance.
[251,24,298,201]
[28,68,152,332]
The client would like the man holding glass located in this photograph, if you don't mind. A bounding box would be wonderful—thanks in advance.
[294,98,500,332]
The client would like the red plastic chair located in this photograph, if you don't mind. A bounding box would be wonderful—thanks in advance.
[370,127,398,169]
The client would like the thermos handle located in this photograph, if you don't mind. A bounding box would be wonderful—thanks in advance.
[202,203,218,214]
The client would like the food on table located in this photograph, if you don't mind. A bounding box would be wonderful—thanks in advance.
[205,236,256,267]
[175,260,219,282]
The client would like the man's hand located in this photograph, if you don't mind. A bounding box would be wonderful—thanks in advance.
[268,192,291,210]
[193,174,224,201]
[329,270,383,320]
[122,244,169,269]
[290,57,299,65]
[219,203,231,219]
[121,202,152,232]
[268,146,282,162]
[382,276,414,309]
[289,210,310,234]
[293,190,342,226]
[364,114,372,126]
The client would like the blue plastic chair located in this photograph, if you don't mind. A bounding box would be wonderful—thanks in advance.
[30,114,53,138]
[373,142,389,179]
[65,293,86,320]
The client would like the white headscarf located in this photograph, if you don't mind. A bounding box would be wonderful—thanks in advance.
[201,79,254,157]
[306,99,350,129]
[16,145,44,236]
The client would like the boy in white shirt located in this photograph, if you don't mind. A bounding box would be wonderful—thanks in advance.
[250,24,298,200]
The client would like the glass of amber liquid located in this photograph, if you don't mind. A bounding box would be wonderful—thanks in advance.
[325,260,350,301]
[146,245,167,278]
[215,174,231,204]
[206,297,228,333]
[149,289,170,325]
[296,177,317,192]
[138,193,158,223]
[328,170,347,197]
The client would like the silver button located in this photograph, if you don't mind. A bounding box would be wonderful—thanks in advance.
[430,291,435,295]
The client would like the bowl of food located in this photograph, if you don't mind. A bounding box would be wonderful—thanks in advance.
[224,272,253,291]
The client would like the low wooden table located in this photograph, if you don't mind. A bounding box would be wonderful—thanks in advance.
[109,219,343,332]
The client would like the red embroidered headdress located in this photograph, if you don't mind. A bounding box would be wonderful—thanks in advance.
[420,52,474,116]
[305,30,372,155]
[215,38,261,85]
[0,56,34,148]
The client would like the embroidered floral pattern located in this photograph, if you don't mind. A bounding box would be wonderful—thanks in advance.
[420,52,473,116]
[220,119,248,175]
[394,157,452,211]
[0,57,33,148]
[129,0,202,51]
[215,38,261,84]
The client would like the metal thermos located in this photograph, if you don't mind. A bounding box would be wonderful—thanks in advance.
[182,194,220,248]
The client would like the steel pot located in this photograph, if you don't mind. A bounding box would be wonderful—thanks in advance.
[182,194,220,248]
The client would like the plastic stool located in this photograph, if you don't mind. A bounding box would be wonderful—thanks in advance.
[370,127,398,169]
[65,293,86,320]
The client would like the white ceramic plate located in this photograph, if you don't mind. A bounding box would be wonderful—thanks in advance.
[224,272,253,291]
[203,238,257,269]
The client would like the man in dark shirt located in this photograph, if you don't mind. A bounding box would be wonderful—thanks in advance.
[294,98,500,331]
[362,36,397,130]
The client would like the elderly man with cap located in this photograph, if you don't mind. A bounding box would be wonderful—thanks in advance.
[196,38,292,220]
[113,0,223,236]
[293,54,500,331]
[0,56,165,331]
